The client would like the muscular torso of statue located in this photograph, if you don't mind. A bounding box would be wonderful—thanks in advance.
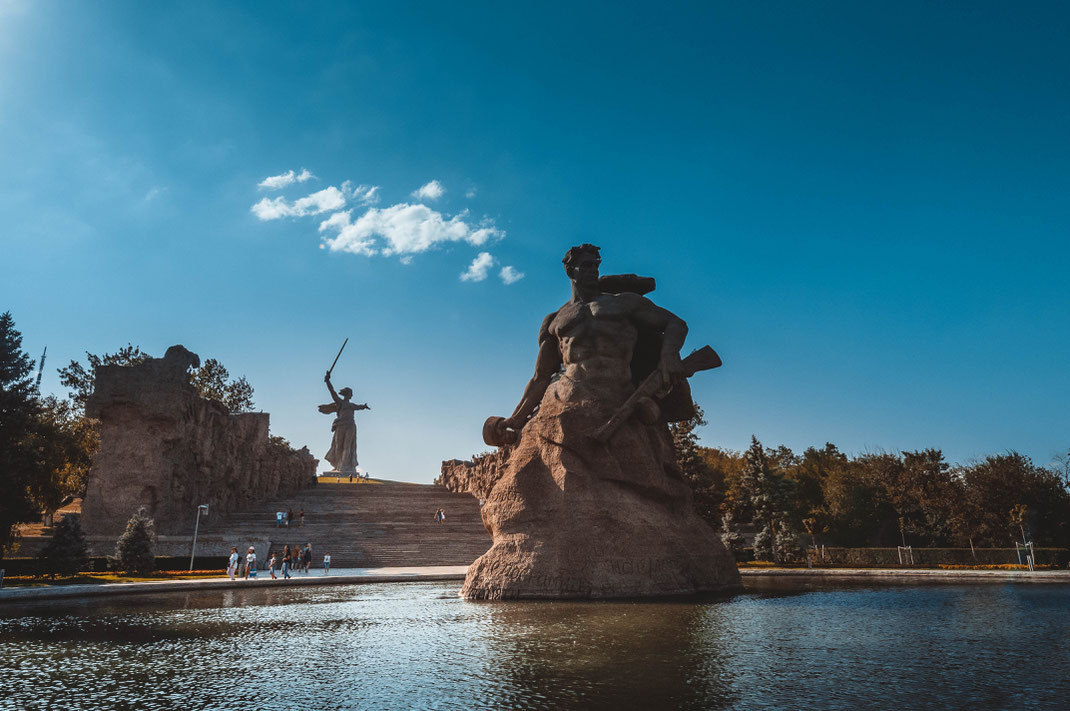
[550,293,640,382]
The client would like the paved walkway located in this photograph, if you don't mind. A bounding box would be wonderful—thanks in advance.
[0,566,469,603]
[3,566,1068,604]
[740,568,1070,583]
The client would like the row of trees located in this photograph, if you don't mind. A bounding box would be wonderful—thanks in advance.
[0,311,254,558]
[672,409,1070,560]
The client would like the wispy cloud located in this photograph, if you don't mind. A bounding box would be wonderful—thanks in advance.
[412,180,445,201]
[251,186,346,220]
[461,252,495,282]
[465,187,477,199]
[319,203,501,257]
[258,168,315,190]
[499,266,524,285]
[344,182,380,205]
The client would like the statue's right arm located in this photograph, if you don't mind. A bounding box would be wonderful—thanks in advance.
[325,376,341,404]
[503,312,561,429]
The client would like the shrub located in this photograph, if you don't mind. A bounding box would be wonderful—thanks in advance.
[37,514,89,577]
[113,507,157,573]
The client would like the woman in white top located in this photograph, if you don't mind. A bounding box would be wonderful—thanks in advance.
[227,546,239,581]
[323,553,331,575]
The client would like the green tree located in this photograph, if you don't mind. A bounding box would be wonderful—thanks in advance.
[739,436,796,561]
[37,513,89,578]
[113,507,157,573]
[0,312,45,558]
[719,511,745,558]
[701,447,743,515]
[58,344,151,411]
[29,396,98,515]
[820,455,895,546]
[60,347,254,415]
[670,405,720,526]
[189,358,254,413]
[952,453,1070,547]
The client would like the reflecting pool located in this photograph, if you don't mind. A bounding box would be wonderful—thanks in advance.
[2,580,1068,710]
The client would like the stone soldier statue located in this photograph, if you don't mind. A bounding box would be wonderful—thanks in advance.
[319,372,369,475]
[462,243,741,600]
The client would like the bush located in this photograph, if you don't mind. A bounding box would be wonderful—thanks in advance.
[113,507,157,573]
[37,514,89,577]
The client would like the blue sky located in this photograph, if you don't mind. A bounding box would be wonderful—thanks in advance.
[2,1,1068,482]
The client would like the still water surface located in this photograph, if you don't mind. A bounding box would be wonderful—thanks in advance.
[2,580,1068,710]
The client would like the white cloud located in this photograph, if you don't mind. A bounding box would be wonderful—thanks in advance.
[499,266,524,284]
[412,179,445,201]
[252,186,346,220]
[319,203,503,257]
[461,252,495,282]
[343,182,380,205]
[399,256,414,265]
[465,187,477,199]
[258,168,315,190]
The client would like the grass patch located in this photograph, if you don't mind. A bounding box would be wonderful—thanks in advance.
[1,571,225,588]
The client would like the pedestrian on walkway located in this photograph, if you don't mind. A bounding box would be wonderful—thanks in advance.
[287,507,294,527]
[268,552,278,579]
[302,543,313,573]
[244,546,257,579]
[281,545,292,579]
[227,546,239,581]
[299,508,305,527]
[323,552,331,575]
[276,511,284,527]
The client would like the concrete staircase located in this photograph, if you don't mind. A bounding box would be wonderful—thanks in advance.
[198,481,491,568]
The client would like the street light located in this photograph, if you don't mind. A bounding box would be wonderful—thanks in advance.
[189,504,209,572]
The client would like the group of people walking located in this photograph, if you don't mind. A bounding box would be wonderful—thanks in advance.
[227,543,332,580]
[275,507,305,527]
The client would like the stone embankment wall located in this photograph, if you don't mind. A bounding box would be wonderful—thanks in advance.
[438,449,510,500]
[81,345,317,536]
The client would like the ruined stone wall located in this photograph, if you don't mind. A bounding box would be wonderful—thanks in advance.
[438,449,510,500]
[81,345,317,536]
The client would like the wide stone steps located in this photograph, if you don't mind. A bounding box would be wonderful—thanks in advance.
[199,481,490,568]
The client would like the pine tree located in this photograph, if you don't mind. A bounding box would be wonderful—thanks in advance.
[740,436,797,562]
[720,511,745,558]
[113,507,157,573]
[38,513,90,578]
[0,311,44,558]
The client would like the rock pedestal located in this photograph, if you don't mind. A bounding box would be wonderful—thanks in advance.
[457,369,741,600]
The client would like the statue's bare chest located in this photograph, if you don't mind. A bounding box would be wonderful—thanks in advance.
[550,297,628,339]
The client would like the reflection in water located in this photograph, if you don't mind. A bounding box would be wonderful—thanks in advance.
[2,582,1068,710]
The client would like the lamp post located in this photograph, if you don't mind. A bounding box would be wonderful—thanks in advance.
[189,504,209,572]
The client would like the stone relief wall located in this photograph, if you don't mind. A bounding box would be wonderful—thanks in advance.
[437,449,510,501]
[81,345,317,536]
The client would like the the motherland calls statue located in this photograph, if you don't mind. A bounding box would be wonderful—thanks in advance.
[319,372,369,475]
[461,244,742,599]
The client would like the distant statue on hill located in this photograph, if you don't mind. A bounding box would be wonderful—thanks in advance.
[319,372,369,475]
